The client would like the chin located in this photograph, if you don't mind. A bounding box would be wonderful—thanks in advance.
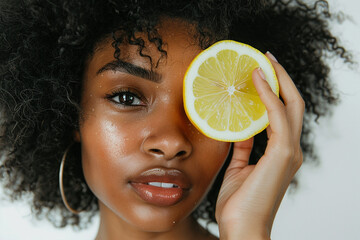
[136,220,178,233]
[122,202,193,232]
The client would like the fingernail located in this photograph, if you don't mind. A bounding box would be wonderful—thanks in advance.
[266,51,278,63]
[257,67,266,81]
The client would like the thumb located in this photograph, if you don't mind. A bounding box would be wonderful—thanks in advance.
[226,138,254,172]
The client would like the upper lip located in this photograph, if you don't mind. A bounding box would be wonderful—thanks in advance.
[129,167,191,189]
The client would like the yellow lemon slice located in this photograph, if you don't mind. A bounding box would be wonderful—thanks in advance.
[183,40,279,142]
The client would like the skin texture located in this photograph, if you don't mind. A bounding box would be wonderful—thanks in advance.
[77,18,304,239]
[78,20,230,239]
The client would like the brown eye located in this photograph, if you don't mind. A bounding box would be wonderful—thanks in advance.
[111,91,143,106]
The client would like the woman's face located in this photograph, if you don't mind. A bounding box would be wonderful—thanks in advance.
[78,19,231,232]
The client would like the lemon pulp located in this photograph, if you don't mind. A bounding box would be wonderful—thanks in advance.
[184,40,278,142]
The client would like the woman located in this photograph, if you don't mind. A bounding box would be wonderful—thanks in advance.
[0,0,350,239]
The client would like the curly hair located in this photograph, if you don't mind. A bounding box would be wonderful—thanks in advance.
[0,0,352,229]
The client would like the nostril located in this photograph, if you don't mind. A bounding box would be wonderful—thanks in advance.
[148,149,187,159]
[175,151,186,157]
[149,149,164,155]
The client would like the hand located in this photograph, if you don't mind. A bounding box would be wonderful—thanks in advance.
[215,52,304,240]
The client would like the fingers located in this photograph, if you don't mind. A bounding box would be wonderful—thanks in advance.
[265,52,302,103]
[252,53,305,144]
[230,138,254,168]
[225,138,254,179]
[252,67,290,143]
[265,52,305,141]
[252,52,305,174]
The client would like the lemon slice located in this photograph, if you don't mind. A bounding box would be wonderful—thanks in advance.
[183,40,279,142]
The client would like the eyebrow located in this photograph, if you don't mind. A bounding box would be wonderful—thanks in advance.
[96,60,161,83]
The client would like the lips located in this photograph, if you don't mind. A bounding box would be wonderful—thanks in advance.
[129,168,191,207]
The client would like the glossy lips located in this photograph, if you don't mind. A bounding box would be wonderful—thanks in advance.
[129,168,191,207]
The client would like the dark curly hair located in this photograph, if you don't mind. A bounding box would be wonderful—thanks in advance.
[0,0,352,230]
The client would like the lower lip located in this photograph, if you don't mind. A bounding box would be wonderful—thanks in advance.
[130,183,185,207]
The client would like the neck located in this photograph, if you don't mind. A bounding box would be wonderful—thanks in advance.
[95,202,216,240]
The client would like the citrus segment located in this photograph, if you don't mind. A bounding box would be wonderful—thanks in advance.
[198,57,225,84]
[216,49,239,85]
[184,40,279,142]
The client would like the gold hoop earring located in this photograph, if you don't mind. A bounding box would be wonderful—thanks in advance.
[59,144,83,214]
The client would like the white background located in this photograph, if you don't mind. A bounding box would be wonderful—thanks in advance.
[0,0,359,239]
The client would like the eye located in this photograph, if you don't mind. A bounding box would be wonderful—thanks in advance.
[107,90,144,107]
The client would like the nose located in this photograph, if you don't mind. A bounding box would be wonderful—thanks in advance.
[142,112,193,161]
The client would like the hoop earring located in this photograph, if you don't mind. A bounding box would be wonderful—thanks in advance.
[59,144,83,214]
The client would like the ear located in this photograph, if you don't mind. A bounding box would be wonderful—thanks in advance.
[73,130,81,142]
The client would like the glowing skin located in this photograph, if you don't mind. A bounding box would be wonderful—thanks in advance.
[77,19,231,240]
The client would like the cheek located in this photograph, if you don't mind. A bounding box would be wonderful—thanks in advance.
[79,113,138,200]
[189,140,231,198]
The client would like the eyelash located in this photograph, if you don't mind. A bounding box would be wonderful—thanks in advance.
[106,88,146,107]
